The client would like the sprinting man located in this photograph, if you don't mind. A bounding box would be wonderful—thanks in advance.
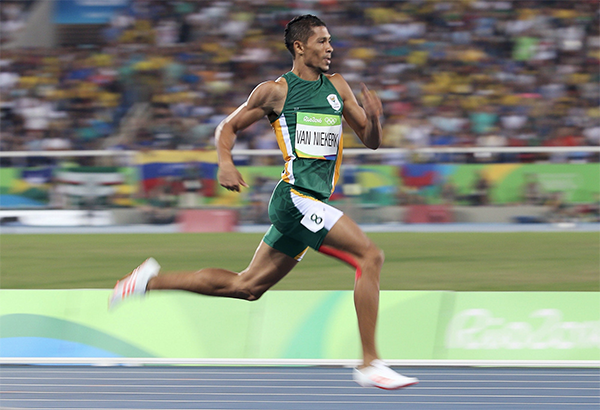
[110,14,418,390]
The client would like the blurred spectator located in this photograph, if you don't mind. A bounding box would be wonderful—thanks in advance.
[469,170,492,206]
[544,191,576,223]
[246,176,276,224]
[0,1,31,45]
[440,177,458,205]
[140,178,177,224]
[592,196,600,221]
[521,173,545,205]
[0,0,598,166]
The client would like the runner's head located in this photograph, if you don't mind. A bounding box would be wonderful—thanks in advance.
[285,15,327,57]
[284,15,333,72]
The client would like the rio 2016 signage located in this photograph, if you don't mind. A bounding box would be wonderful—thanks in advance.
[443,292,600,361]
[446,308,600,350]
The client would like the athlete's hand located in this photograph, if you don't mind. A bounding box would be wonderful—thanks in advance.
[218,163,249,192]
[359,83,383,120]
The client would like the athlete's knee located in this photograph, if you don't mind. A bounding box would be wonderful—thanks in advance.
[362,243,384,275]
[232,274,267,301]
[243,283,266,301]
[375,247,385,266]
[363,241,383,263]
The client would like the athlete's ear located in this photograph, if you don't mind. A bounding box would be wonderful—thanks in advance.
[294,40,305,57]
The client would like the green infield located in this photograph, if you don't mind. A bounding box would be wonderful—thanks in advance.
[0,232,598,291]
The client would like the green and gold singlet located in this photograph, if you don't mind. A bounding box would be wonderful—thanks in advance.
[262,72,346,260]
[270,72,344,200]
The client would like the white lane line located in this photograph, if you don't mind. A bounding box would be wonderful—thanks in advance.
[3,369,599,377]
[3,391,599,399]
[2,398,599,405]
[0,392,600,398]
[3,377,344,383]
[2,383,599,391]
[2,405,597,409]
[2,376,598,384]
[0,366,600,376]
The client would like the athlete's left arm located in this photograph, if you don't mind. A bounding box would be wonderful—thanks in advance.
[329,74,383,150]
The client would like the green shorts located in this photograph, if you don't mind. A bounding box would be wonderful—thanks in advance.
[262,181,344,261]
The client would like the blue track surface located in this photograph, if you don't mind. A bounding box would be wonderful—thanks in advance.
[1,366,598,409]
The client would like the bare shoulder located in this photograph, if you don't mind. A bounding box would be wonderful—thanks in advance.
[248,77,287,114]
[326,73,353,100]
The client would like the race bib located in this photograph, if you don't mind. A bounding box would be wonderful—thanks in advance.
[295,112,342,160]
[301,205,326,233]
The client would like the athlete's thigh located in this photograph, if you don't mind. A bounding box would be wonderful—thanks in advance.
[241,240,298,293]
[321,214,375,259]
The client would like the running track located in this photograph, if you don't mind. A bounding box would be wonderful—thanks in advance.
[2,224,599,409]
[1,365,598,409]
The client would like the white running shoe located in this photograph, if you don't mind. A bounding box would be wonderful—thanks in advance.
[108,257,160,310]
[353,360,419,390]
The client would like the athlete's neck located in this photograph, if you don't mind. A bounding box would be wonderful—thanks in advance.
[290,64,323,82]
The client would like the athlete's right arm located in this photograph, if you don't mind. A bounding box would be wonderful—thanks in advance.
[216,81,284,192]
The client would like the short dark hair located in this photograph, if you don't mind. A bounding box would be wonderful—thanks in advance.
[284,15,327,57]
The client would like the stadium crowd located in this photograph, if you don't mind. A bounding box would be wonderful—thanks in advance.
[0,0,599,163]
[0,1,37,46]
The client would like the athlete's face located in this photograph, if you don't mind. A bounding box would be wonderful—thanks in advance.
[301,26,333,73]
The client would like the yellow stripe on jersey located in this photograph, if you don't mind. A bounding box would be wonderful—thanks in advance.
[331,134,344,195]
[294,247,309,261]
[271,118,290,160]
[290,188,320,202]
[271,115,295,184]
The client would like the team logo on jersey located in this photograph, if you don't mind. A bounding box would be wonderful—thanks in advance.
[327,94,341,111]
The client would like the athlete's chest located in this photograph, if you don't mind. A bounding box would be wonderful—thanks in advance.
[285,84,344,161]
[284,81,343,116]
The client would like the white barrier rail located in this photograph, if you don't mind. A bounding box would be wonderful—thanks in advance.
[0,147,599,158]
[1,357,598,368]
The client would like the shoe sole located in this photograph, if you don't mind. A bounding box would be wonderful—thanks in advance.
[353,371,419,390]
[374,380,419,390]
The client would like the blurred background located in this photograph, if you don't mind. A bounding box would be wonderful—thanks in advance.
[0,0,598,229]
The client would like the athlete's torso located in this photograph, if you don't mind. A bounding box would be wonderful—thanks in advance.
[270,72,344,200]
